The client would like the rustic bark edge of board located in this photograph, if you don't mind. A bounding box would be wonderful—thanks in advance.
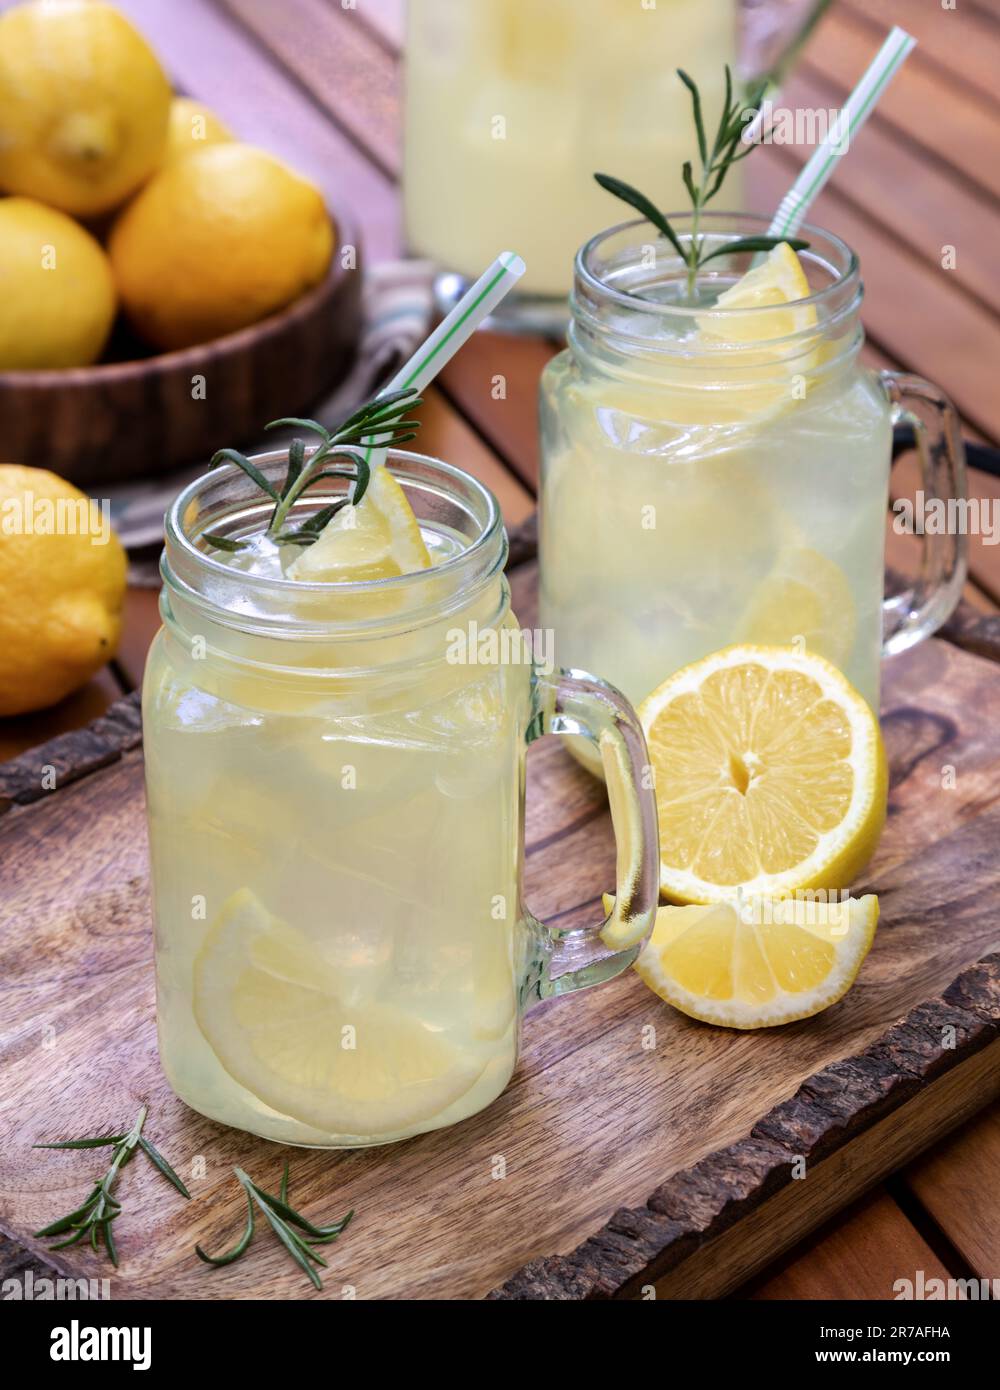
[651,1034,1000,1300]
[488,955,1000,1300]
[0,690,142,816]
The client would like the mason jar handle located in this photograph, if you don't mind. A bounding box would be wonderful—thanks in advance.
[880,371,968,657]
[522,667,659,1005]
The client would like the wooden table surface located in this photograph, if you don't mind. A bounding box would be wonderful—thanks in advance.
[1,0,998,1299]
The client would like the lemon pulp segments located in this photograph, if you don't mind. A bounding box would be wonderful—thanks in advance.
[634,894,879,1028]
[640,645,886,903]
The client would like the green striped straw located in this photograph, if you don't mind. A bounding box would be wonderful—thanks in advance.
[768,25,915,238]
[361,251,525,471]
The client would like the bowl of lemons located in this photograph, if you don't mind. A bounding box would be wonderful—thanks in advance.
[0,0,361,486]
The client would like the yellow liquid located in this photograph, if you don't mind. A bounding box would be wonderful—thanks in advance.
[540,329,893,713]
[403,0,737,297]
[145,527,533,1145]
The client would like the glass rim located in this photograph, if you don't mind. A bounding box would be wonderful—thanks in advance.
[575,210,861,321]
[164,445,506,599]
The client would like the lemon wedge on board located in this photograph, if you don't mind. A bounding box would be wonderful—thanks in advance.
[606,891,879,1028]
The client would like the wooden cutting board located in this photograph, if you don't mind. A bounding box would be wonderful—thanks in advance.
[1,559,999,1301]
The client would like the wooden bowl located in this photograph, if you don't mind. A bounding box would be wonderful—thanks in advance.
[0,213,362,488]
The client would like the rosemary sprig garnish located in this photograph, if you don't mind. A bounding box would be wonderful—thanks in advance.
[203,387,422,551]
[33,1105,190,1267]
[596,66,808,300]
[196,1163,353,1290]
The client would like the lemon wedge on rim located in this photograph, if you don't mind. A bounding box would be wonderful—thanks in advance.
[689,242,819,417]
[193,889,486,1138]
[639,644,887,905]
[700,241,816,343]
[285,465,431,583]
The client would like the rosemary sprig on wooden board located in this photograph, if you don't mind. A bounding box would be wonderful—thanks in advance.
[196,1162,353,1290]
[33,1105,190,1267]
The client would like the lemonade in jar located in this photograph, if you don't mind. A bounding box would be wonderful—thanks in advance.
[539,214,967,722]
[144,414,658,1147]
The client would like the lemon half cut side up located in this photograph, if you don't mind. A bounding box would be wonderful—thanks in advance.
[638,644,887,905]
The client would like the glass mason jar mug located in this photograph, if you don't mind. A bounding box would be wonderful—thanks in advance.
[539,214,967,723]
[144,451,658,1147]
[403,0,829,330]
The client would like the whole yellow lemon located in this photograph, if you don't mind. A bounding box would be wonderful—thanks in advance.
[108,143,335,350]
[0,0,171,217]
[164,97,233,164]
[0,197,117,369]
[0,465,126,716]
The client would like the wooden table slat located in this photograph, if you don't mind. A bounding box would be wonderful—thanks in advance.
[354,0,406,51]
[218,0,401,179]
[414,385,535,525]
[840,0,1000,111]
[903,1098,1000,1280]
[889,453,1000,611]
[809,3,1000,204]
[744,1188,958,1301]
[780,68,1000,319]
[438,334,559,493]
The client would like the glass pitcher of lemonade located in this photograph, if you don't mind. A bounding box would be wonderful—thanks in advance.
[403,0,829,328]
[144,450,658,1147]
[539,215,967,725]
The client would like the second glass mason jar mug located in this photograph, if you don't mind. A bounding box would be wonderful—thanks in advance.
[539,214,968,720]
[144,451,658,1147]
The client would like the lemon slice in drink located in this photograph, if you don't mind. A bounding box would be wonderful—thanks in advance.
[193,889,486,1137]
[742,547,857,667]
[285,465,431,582]
[688,242,818,418]
[607,892,879,1029]
[639,645,887,904]
[700,241,815,343]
